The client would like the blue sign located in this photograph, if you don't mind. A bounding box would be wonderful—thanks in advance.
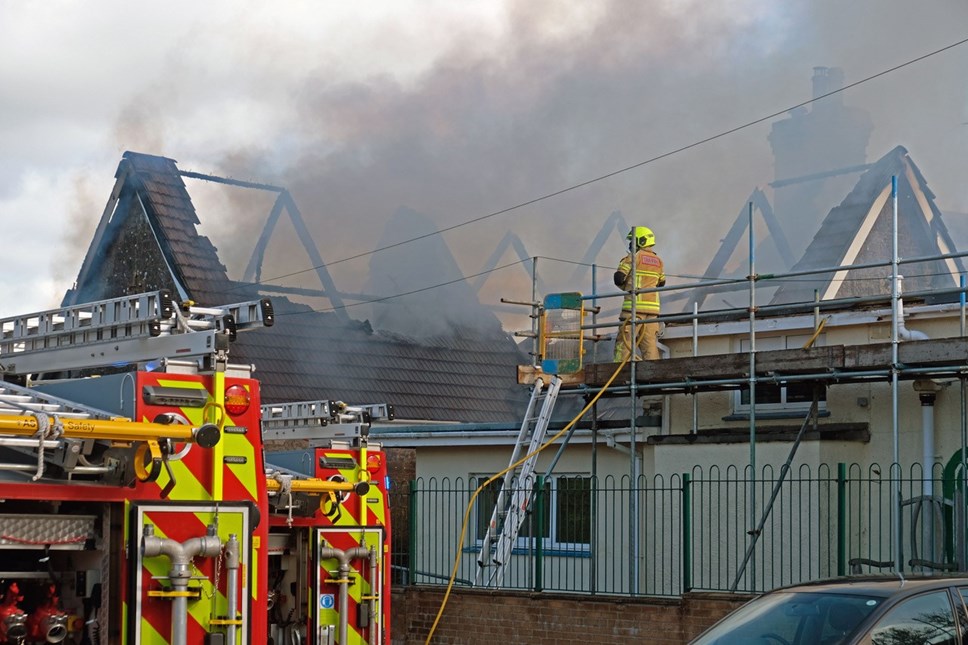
[320,594,335,609]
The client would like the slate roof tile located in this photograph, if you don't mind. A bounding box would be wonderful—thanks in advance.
[67,151,530,423]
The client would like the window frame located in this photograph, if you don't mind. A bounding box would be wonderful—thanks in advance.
[865,589,958,645]
[732,333,828,415]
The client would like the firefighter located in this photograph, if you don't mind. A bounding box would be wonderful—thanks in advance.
[614,225,665,361]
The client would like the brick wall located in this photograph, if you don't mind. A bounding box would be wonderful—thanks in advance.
[390,587,751,644]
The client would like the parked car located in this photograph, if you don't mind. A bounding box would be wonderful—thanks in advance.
[690,576,968,645]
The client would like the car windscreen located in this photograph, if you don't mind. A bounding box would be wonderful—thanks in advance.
[691,590,882,645]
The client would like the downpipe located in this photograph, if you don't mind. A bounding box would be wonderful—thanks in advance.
[896,276,929,342]
[916,381,942,565]
[318,547,372,645]
[142,524,221,645]
[658,341,671,435]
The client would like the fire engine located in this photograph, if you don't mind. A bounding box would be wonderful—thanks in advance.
[0,291,390,645]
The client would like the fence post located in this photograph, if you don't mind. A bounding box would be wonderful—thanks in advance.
[534,475,545,592]
[682,472,692,593]
[837,463,846,577]
[408,479,417,585]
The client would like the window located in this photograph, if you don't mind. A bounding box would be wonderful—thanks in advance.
[474,474,592,550]
[733,334,827,414]
[955,588,968,638]
[870,591,957,645]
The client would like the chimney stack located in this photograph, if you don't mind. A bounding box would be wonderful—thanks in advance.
[812,66,845,107]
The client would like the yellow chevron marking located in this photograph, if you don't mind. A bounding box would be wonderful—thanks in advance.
[222,411,258,501]
[143,380,211,502]
[121,601,128,645]
[139,615,166,644]
[318,607,368,645]
[159,457,211,502]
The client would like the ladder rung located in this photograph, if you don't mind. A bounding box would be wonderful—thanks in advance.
[0,292,273,376]
[476,376,562,587]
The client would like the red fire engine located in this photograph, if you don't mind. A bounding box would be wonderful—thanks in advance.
[0,291,390,645]
[262,400,393,645]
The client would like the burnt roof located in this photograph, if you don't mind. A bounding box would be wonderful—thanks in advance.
[65,151,529,423]
[770,145,964,305]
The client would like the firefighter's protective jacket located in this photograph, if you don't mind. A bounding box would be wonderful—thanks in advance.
[616,248,665,314]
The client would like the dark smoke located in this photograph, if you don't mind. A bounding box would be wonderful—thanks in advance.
[108,0,968,332]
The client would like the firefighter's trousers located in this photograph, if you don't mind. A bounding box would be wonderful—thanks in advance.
[614,311,660,362]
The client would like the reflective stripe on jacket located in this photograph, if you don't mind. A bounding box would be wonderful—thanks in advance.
[619,249,664,313]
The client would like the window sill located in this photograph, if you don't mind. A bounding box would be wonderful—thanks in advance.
[723,410,831,421]
[646,422,869,445]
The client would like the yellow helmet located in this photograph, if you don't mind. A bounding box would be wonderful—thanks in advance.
[627,226,655,249]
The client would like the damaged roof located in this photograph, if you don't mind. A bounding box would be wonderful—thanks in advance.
[64,151,529,423]
[770,145,964,306]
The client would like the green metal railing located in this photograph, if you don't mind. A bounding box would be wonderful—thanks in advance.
[391,460,967,597]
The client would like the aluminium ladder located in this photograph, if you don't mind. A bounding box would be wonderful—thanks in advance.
[0,290,273,376]
[476,375,561,587]
[261,399,394,446]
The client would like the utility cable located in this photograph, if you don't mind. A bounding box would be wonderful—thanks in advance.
[275,260,961,318]
[253,36,968,289]
[425,355,630,644]
[273,258,529,317]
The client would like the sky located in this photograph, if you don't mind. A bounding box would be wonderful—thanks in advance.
[2,0,967,332]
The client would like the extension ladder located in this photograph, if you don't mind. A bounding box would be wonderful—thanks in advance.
[0,290,273,375]
[261,399,394,445]
[476,375,561,586]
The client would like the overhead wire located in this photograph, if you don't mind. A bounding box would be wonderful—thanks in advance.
[249,36,968,290]
[275,257,964,317]
[273,259,530,317]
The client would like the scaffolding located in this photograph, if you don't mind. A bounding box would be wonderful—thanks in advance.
[507,177,968,590]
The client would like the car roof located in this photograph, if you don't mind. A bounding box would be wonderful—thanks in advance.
[770,575,968,598]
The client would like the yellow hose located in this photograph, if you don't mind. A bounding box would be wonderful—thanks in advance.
[802,316,828,349]
[425,355,631,643]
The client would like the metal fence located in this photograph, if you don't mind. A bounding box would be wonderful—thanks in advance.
[388,461,968,597]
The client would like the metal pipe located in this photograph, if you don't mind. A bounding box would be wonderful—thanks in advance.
[141,524,221,645]
[920,390,938,567]
[225,534,240,645]
[921,392,936,497]
[628,239,639,595]
[891,175,903,578]
[0,439,60,448]
[0,416,220,447]
[658,341,671,436]
[318,546,371,645]
[731,401,819,591]
[692,302,699,434]
[747,201,757,592]
[591,263,599,363]
[532,257,539,367]
[368,546,378,645]
[576,365,966,403]
[962,274,967,568]
[582,279,968,331]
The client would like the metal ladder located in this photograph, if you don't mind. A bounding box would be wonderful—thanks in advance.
[0,290,273,375]
[0,379,129,479]
[476,375,561,587]
[261,399,394,446]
